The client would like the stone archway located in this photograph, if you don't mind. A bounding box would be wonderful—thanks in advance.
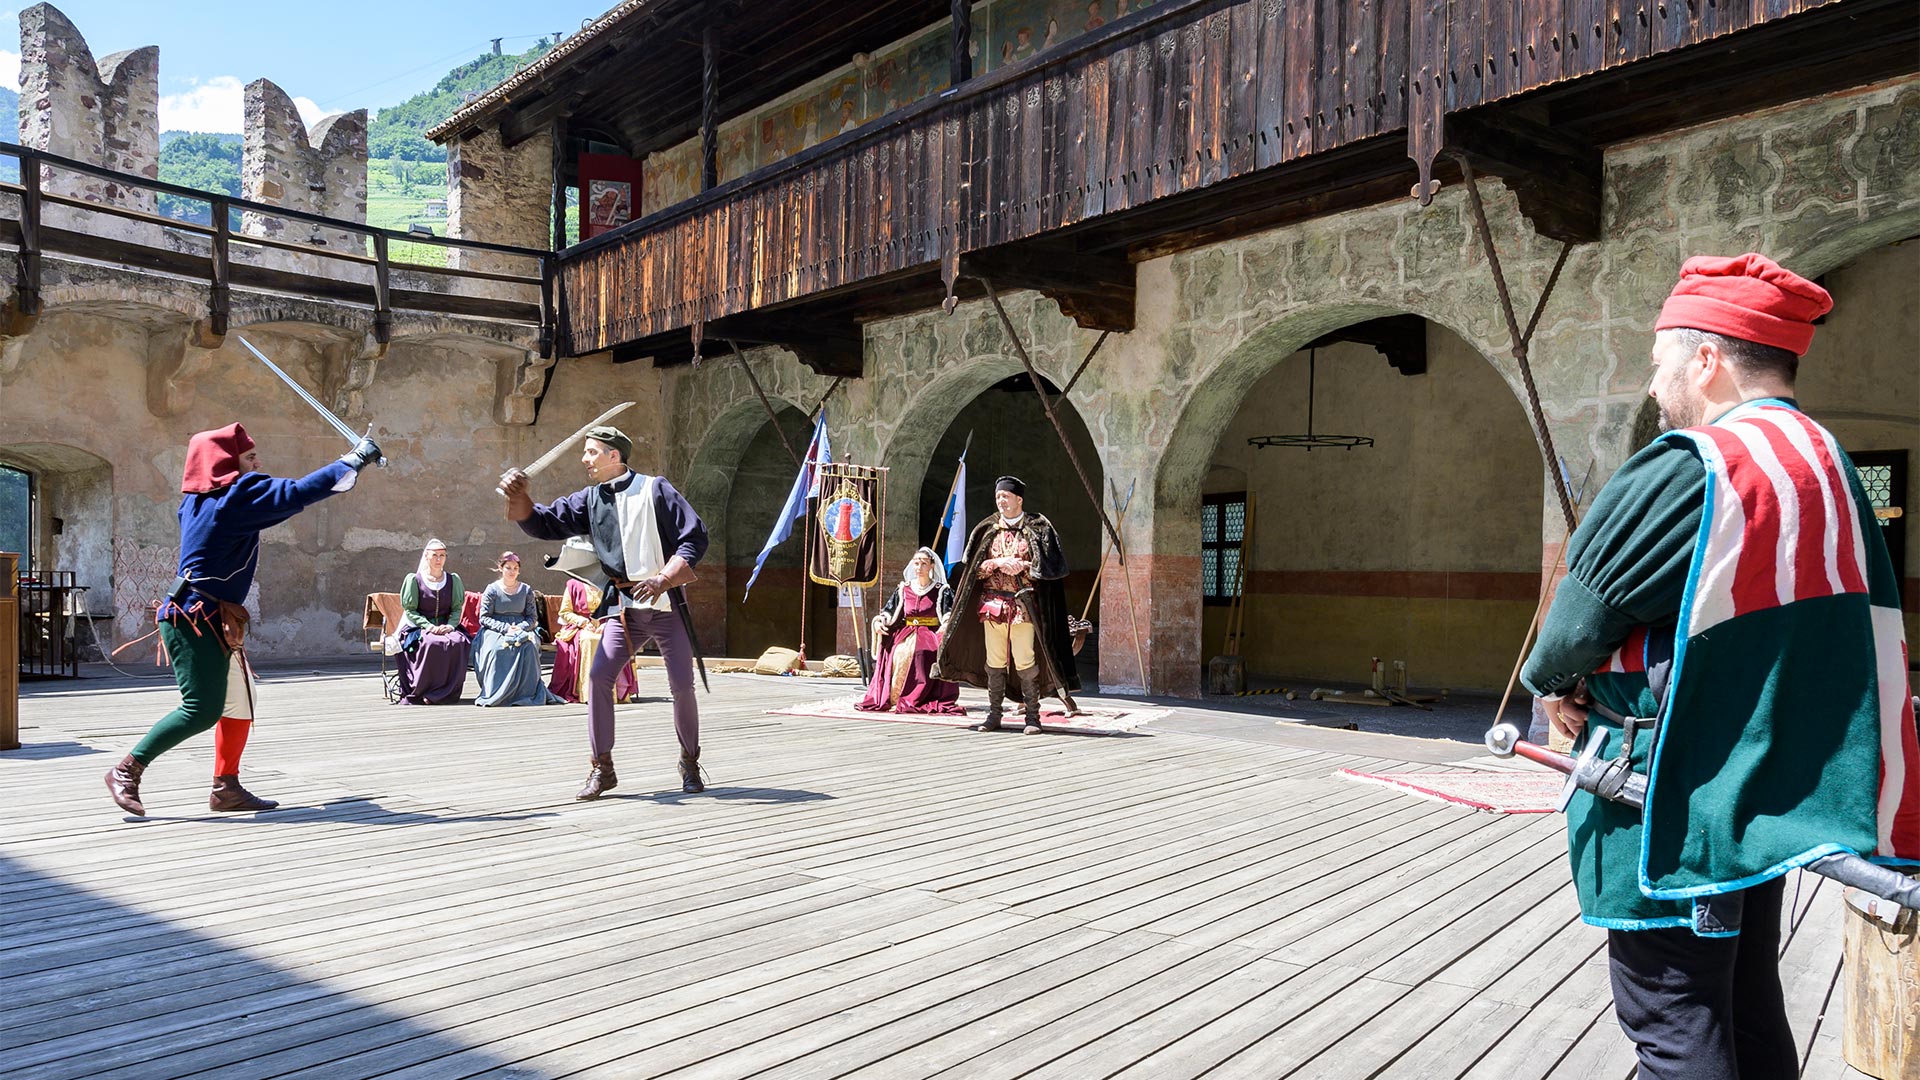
[681,396,808,656]
[0,442,116,654]
[1143,302,1542,697]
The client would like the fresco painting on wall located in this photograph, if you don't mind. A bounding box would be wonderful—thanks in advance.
[642,140,699,216]
[761,71,862,165]
[865,25,953,116]
[717,118,756,184]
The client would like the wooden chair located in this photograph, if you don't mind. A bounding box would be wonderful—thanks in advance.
[362,592,405,703]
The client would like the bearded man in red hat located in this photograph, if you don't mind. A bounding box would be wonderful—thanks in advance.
[104,423,380,817]
[1522,254,1918,1079]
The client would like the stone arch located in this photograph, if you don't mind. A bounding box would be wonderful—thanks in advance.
[681,395,808,656]
[0,441,117,653]
[871,351,1028,568]
[1143,300,1544,696]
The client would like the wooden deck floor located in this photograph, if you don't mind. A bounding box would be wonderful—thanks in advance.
[0,664,1868,1079]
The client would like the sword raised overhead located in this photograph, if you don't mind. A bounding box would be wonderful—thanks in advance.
[234,335,388,468]
[495,401,637,496]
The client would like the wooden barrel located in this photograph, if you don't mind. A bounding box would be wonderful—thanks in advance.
[1843,887,1920,1080]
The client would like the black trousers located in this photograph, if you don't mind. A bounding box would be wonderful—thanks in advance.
[1606,875,1797,1080]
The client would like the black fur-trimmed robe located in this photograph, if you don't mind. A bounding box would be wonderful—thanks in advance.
[933,511,1079,701]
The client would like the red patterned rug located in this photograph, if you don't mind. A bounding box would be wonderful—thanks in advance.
[767,697,1166,735]
[1336,768,1564,814]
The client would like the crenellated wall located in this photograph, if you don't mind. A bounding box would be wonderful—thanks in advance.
[241,79,368,257]
[17,2,159,242]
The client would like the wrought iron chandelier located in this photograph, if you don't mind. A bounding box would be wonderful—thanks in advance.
[1246,348,1375,452]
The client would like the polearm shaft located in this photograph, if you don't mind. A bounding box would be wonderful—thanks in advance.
[1486,724,1920,910]
[236,335,388,467]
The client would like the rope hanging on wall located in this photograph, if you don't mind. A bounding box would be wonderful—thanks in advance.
[1246,349,1375,452]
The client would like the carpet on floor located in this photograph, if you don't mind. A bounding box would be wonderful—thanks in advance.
[766,697,1166,735]
[1336,767,1564,813]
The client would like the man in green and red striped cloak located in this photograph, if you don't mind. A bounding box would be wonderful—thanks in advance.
[1522,253,1919,1080]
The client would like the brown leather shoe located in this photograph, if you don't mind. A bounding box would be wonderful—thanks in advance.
[679,753,705,794]
[576,753,617,800]
[209,775,279,812]
[105,754,147,816]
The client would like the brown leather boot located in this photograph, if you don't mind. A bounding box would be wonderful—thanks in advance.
[209,775,279,812]
[1018,666,1045,734]
[576,753,617,800]
[679,753,705,794]
[105,754,147,816]
[970,668,1008,732]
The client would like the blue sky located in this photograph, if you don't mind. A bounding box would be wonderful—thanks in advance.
[0,1,616,131]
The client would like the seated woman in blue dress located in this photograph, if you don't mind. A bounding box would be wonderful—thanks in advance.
[474,551,562,707]
[396,538,471,704]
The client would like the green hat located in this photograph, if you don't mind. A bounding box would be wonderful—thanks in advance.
[584,425,632,463]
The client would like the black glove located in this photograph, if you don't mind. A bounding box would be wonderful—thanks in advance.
[339,436,382,471]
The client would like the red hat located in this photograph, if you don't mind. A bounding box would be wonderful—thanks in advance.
[182,423,255,493]
[1654,253,1832,356]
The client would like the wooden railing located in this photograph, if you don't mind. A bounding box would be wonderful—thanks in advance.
[560,0,1842,355]
[0,142,557,352]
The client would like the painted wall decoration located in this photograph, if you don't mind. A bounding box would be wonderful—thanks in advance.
[641,140,699,216]
[586,180,631,230]
[865,25,953,116]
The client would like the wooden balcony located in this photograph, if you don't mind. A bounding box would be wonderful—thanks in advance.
[558,0,1914,374]
[0,142,556,352]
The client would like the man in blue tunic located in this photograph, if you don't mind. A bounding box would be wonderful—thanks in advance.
[105,422,381,816]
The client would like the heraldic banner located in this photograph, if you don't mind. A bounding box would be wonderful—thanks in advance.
[809,462,884,588]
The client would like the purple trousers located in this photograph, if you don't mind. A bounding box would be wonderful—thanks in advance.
[589,606,699,760]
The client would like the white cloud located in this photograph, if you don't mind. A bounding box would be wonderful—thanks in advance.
[0,49,20,92]
[159,76,330,135]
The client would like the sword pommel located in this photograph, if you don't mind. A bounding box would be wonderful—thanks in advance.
[1485,723,1522,758]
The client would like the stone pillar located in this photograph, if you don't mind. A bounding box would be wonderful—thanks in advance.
[241,79,367,257]
[1096,477,1202,698]
[447,125,553,279]
[17,3,158,215]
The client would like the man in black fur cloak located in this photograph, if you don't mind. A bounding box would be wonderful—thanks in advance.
[934,475,1078,733]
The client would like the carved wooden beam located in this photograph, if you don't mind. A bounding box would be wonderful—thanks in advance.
[960,246,1135,333]
[1307,314,1428,376]
[705,312,864,379]
[1443,111,1602,245]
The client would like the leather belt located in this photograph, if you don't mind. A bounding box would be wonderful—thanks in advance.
[904,616,939,627]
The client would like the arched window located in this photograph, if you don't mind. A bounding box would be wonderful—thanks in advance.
[0,464,32,569]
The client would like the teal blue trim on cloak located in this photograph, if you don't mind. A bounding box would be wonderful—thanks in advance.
[1583,914,1692,931]
[1639,420,1721,902]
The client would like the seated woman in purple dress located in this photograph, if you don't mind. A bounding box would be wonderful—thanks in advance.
[857,547,964,714]
[396,538,471,705]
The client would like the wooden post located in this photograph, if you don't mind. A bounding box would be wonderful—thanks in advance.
[949,0,973,86]
[209,196,231,339]
[1842,888,1918,1078]
[1,552,18,751]
[370,232,392,346]
[798,496,814,661]
[701,27,719,191]
[550,116,568,251]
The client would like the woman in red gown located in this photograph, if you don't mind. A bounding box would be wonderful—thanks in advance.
[857,547,963,714]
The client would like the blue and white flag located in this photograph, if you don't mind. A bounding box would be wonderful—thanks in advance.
[743,414,831,601]
[939,431,971,574]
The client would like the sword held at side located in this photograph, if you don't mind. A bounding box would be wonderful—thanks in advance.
[495,402,637,497]
[1485,723,1920,911]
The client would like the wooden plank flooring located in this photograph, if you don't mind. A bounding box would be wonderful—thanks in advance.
[0,663,1870,1079]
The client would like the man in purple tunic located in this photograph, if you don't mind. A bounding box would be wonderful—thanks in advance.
[499,426,710,797]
